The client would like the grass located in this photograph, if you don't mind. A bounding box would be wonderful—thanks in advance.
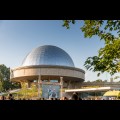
[11,88,67,99]
[14,88,39,99]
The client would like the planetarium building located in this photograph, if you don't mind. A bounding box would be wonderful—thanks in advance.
[10,45,85,92]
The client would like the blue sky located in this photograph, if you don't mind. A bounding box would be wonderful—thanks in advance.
[0,20,119,82]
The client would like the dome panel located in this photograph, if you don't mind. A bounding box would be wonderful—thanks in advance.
[22,45,75,67]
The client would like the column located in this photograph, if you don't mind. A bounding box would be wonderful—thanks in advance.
[27,80,31,88]
[60,77,63,99]
[38,75,42,98]
[68,80,71,89]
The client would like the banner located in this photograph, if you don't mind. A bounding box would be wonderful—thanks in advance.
[42,84,60,99]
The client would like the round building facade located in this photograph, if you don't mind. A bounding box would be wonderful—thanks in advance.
[10,45,85,97]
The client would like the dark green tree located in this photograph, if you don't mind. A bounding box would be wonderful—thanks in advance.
[0,64,20,92]
[103,80,107,82]
[0,64,10,91]
[63,20,120,76]
[94,79,103,82]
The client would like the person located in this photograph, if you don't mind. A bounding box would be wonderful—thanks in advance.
[1,95,5,100]
[42,98,45,100]
[75,92,82,100]
[8,93,14,100]
[51,89,57,98]
[55,98,58,100]
[38,98,41,100]
[50,98,54,100]
[71,92,79,100]
[62,97,68,100]
[79,97,82,100]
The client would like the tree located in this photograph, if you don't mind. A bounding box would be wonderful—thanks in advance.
[63,20,120,76]
[0,81,3,92]
[114,76,120,80]
[103,80,107,82]
[0,64,10,91]
[93,79,103,82]
[87,80,91,82]
[0,64,20,92]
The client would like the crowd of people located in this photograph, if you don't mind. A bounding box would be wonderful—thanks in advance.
[0,93,14,100]
[1,92,118,100]
[0,92,82,100]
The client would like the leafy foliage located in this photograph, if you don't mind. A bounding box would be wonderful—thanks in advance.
[63,20,120,76]
[17,82,39,99]
[84,39,120,76]
[0,64,20,92]
[62,20,75,29]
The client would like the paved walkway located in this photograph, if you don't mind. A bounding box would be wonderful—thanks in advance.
[0,89,20,95]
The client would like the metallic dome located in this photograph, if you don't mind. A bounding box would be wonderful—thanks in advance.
[22,45,75,67]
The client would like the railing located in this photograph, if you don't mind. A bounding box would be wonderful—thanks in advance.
[82,82,120,87]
